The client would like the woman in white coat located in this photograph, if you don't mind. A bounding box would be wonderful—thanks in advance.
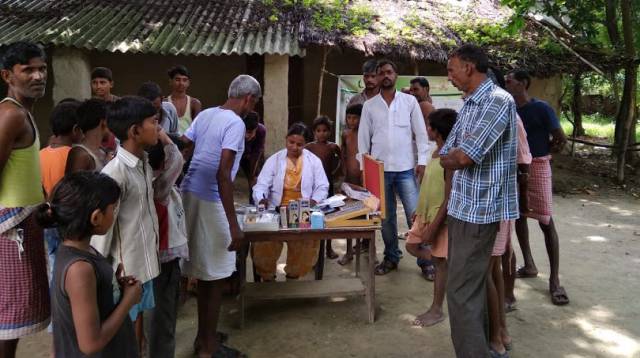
[252,123,329,281]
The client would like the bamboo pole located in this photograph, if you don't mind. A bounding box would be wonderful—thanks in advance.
[316,46,329,116]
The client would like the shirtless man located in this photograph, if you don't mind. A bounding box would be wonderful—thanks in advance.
[409,77,435,127]
[0,41,50,357]
[167,65,202,134]
[338,104,365,265]
[347,59,380,107]
[65,98,110,173]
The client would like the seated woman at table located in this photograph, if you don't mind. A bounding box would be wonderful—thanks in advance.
[252,122,329,281]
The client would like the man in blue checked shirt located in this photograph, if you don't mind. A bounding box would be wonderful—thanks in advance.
[439,45,518,358]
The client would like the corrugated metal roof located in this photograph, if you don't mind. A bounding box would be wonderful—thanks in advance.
[0,0,306,57]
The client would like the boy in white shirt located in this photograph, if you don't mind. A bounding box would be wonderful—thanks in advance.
[91,96,160,354]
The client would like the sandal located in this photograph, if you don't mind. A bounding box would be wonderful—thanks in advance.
[504,301,518,313]
[505,341,513,351]
[515,266,538,278]
[374,259,398,275]
[326,248,339,259]
[489,348,510,358]
[212,344,247,358]
[194,332,229,354]
[421,264,436,281]
[550,285,570,306]
[337,253,353,266]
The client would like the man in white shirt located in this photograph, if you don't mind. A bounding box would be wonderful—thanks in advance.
[358,60,432,275]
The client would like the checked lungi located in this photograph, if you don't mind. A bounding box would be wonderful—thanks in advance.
[492,220,512,257]
[0,212,50,339]
[525,155,553,225]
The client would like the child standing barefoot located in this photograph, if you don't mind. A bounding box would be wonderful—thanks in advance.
[37,172,142,357]
[306,116,341,259]
[338,104,365,266]
[405,109,457,327]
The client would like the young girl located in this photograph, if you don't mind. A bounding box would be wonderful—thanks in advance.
[405,108,457,327]
[36,171,142,357]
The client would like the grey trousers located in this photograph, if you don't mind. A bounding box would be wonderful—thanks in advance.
[146,259,181,358]
[446,216,499,358]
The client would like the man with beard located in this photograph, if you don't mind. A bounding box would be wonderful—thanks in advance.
[358,60,431,275]
[440,44,518,357]
[348,59,380,107]
[181,75,261,357]
[0,41,51,357]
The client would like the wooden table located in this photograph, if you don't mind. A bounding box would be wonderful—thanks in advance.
[238,227,379,327]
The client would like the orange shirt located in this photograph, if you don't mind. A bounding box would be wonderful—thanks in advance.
[39,146,71,197]
[280,156,303,205]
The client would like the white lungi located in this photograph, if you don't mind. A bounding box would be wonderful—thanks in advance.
[182,192,235,280]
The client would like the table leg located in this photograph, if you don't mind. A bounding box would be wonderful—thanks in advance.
[355,238,361,277]
[315,240,325,280]
[238,244,249,329]
[366,234,376,323]
[240,288,246,329]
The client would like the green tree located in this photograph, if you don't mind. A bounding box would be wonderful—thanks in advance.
[502,0,638,182]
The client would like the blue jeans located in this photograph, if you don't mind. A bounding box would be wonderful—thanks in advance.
[44,228,59,283]
[382,170,419,264]
[44,228,59,332]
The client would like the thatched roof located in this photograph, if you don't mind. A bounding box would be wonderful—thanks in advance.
[296,0,620,76]
[0,0,617,76]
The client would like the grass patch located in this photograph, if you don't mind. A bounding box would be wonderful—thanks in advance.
[559,113,640,143]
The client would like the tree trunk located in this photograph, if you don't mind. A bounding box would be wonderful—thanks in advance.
[571,72,585,137]
[608,71,621,116]
[615,0,637,183]
[605,0,621,48]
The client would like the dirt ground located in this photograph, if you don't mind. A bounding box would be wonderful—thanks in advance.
[15,154,640,358]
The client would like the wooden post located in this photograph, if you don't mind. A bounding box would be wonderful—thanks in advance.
[316,46,329,116]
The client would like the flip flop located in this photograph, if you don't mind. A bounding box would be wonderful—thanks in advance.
[505,341,513,351]
[550,285,570,305]
[421,264,436,281]
[194,332,229,354]
[412,314,445,327]
[374,260,397,275]
[326,249,339,259]
[337,254,353,266]
[489,348,510,358]
[515,266,538,278]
